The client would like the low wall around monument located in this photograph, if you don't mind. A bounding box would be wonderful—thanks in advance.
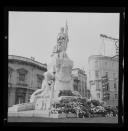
[8,110,77,118]
[8,103,35,112]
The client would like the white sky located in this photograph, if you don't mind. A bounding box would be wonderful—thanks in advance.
[9,11,119,72]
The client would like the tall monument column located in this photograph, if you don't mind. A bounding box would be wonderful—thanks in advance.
[47,22,74,99]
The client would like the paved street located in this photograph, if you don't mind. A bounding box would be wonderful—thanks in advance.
[8,116,118,123]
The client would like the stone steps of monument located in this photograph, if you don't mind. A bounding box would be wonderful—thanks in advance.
[8,110,77,119]
[8,110,50,118]
[8,103,35,112]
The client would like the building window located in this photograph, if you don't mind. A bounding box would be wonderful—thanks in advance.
[16,96,25,104]
[95,70,99,78]
[8,70,12,81]
[17,68,28,83]
[73,80,79,91]
[114,83,117,90]
[37,74,44,89]
[90,80,95,85]
[115,94,117,99]
[19,73,26,82]
[107,93,110,100]
[106,83,109,91]
[103,93,110,101]
[97,93,100,99]
[8,67,13,81]
[15,88,26,104]
[96,81,100,90]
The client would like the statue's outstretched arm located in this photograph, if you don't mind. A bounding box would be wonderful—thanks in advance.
[31,88,44,96]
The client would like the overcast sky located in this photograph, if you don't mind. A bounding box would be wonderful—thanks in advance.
[9,11,119,72]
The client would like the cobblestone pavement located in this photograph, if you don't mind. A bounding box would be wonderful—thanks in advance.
[8,116,118,123]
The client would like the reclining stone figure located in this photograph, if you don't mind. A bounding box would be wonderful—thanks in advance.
[30,71,55,103]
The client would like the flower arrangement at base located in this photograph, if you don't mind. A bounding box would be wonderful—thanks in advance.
[104,106,118,117]
[50,97,118,118]
[50,97,91,118]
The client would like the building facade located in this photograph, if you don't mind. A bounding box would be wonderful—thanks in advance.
[8,55,47,107]
[86,89,91,100]
[88,55,118,106]
[72,68,87,97]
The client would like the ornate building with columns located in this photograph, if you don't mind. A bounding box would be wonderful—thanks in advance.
[88,55,118,106]
[8,55,47,107]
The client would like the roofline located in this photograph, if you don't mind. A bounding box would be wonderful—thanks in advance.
[72,68,81,70]
[72,68,87,76]
[8,55,47,70]
[88,55,119,62]
[72,68,86,71]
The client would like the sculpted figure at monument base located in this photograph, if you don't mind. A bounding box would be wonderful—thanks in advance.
[30,71,54,112]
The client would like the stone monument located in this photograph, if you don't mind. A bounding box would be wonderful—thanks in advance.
[30,21,74,112]
[8,22,81,118]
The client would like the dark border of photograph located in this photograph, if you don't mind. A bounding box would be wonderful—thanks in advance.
[2,5,125,128]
